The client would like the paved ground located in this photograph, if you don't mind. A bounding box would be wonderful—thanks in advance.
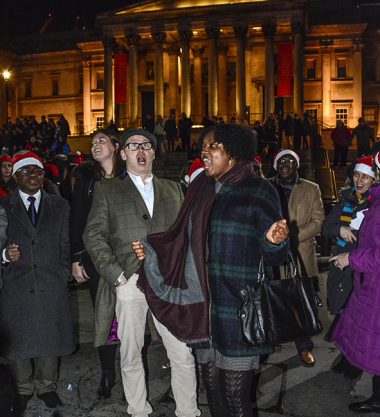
[11,271,374,417]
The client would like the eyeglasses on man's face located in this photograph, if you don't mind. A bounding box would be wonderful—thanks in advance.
[16,167,44,176]
[278,158,297,167]
[124,142,153,151]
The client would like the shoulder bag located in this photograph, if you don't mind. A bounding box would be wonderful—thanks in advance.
[238,252,323,348]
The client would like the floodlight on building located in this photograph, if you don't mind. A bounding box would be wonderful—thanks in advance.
[2,70,11,81]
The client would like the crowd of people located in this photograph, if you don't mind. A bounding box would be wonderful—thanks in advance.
[0,113,380,417]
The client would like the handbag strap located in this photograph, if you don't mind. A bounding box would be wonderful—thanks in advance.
[287,250,300,279]
[258,250,299,281]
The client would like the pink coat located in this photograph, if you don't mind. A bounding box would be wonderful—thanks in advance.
[332,185,380,375]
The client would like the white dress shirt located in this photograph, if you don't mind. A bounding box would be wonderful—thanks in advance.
[127,172,154,217]
[2,189,42,262]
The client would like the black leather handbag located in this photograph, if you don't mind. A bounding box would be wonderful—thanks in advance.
[238,252,323,348]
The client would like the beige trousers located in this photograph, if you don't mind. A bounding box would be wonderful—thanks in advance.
[116,274,201,417]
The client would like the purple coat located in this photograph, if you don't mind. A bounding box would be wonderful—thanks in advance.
[332,185,380,375]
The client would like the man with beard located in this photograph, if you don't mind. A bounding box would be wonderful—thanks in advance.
[83,129,200,417]
[270,149,325,367]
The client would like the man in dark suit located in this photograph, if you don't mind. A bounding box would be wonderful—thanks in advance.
[84,129,200,417]
[0,151,74,413]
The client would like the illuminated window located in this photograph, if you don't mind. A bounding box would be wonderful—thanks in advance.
[75,113,84,135]
[96,72,104,90]
[336,108,348,125]
[306,108,318,122]
[306,59,316,79]
[96,116,104,128]
[52,78,59,96]
[364,108,376,122]
[337,58,347,78]
[24,79,32,98]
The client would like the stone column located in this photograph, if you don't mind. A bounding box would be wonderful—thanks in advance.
[206,26,219,118]
[217,44,228,121]
[320,37,333,127]
[126,30,140,126]
[234,26,248,123]
[152,31,167,119]
[191,45,205,123]
[179,28,193,117]
[167,46,180,116]
[263,23,276,119]
[292,22,304,116]
[103,37,115,126]
[82,60,92,133]
[353,39,363,125]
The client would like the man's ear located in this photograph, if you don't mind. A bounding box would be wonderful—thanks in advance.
[120,148,127,161]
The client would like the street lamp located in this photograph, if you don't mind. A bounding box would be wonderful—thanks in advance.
[2,69,11,81]
[1,69,11,124]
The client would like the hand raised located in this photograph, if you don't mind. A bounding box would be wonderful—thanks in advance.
[266,219,289,245]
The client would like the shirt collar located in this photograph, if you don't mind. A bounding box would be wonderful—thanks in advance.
[127,171,153,185]
[18,189,42,207]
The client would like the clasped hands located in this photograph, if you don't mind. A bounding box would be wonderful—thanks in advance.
[5,243,21,263]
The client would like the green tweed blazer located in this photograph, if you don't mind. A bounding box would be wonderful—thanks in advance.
[83,174,183,346]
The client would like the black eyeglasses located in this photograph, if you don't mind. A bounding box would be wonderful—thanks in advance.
[17,167,44,176]
[124,142,153,151]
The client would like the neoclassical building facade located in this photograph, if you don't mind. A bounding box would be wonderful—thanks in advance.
[0,0,379,137]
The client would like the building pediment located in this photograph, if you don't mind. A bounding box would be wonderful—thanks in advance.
[114,0,268,15]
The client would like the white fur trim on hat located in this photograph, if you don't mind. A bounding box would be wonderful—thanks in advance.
[354,163,376,178]
[190,167,204,183]
[273,150,300,170]
[12,157,44,175]
[375,153,380,170]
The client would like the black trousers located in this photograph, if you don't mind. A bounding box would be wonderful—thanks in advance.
[333,145,348,166]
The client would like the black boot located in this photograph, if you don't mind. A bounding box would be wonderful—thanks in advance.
[200,362,224,417]
[220,369,255,417]
[349,375,380,413]
[97,344,117,400]
[97,370,116,400]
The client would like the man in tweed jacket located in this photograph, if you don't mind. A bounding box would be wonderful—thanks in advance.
[83,129,200,417]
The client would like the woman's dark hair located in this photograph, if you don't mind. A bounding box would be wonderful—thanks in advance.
[92,128,124,177]
[214,123,256,161]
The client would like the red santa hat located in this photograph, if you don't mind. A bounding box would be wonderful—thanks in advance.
[188,158,205,183]
[12,150,44,175]
[0,154,12,164]
[254,155,262,168]
[273,149,300,170]
[354,155,376,178]
[375,152,380,170]
[74,150,85,165]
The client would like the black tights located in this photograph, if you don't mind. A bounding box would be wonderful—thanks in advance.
[201,362,256,417]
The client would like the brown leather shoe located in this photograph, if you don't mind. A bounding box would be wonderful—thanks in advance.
[300,351,316,367]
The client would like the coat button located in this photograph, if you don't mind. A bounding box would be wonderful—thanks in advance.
[33,264,37,269]
[29,289,34,293]
[31,240,35,245]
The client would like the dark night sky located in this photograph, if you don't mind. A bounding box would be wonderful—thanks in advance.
[2,0,131,36]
